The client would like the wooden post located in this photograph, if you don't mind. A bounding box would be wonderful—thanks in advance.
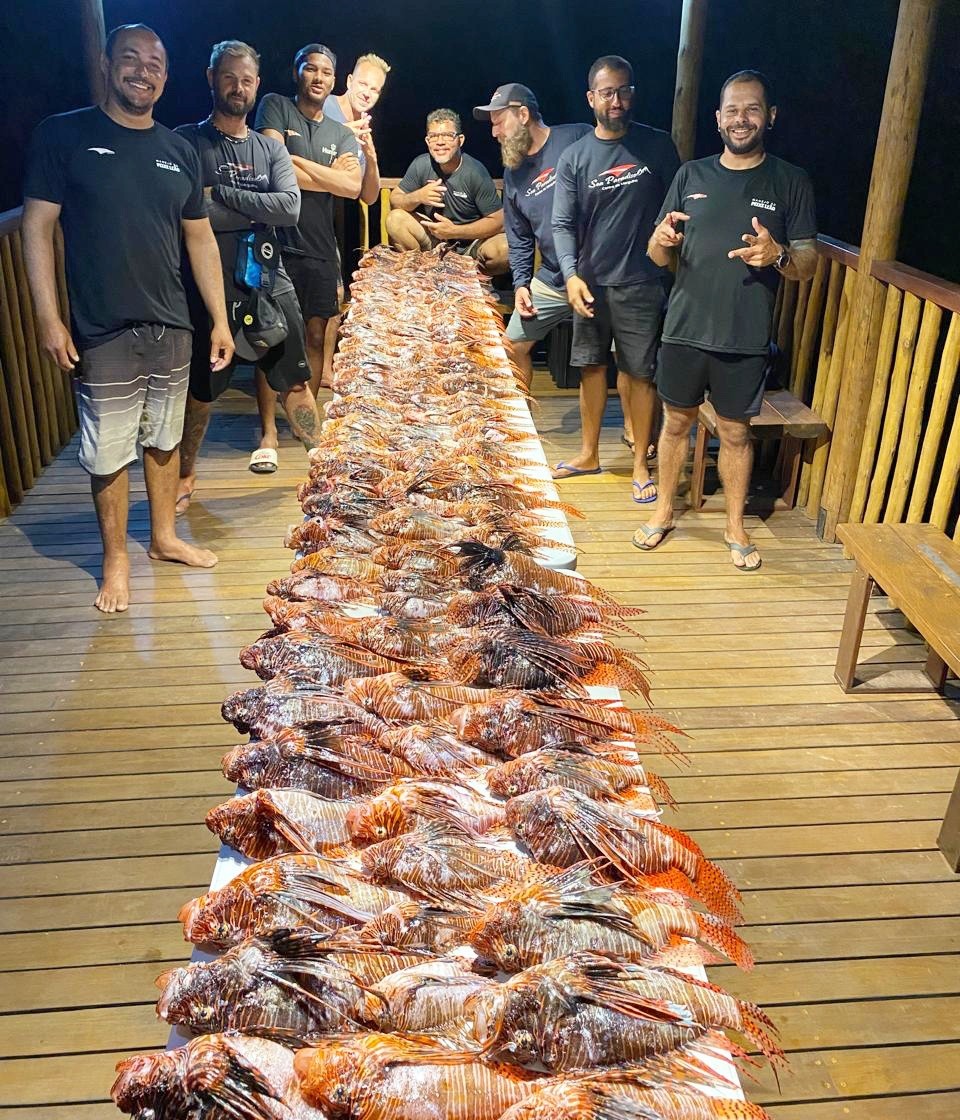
[671,0,709,161]
[818,0,941,540]
[80,0,106,105]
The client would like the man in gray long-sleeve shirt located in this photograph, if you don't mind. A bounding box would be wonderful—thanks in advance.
[174,40,319,510]
[551,55,679,503]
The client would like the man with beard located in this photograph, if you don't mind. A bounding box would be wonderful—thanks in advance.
[387,109,508,275]
[175,40,315,504]
[552,56,679,504]
[22,23,230,613]
[473,84,590,388]
[637,70,817,570]
[256,43,361,413]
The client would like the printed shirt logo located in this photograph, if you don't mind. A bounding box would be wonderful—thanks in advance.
[751,197,777,212]
[285,129,302,138]
[217,162,268,188]
[684,192,707,201]
[87,147,115,156]
[587,162,651,191]
[321,145,338,158]
[452,190,468,199]
[155,158,182,173]
[525,166,557,198]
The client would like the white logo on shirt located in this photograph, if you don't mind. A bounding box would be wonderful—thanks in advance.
[684,192,707,201]
[87,147,115,156]
[285,129,303,138]
[452,190,468,199]
[751,197,777,212]
[587,163,651,191]
[321,145,338,157]
[155,159,182,173]
[525,167,557,198]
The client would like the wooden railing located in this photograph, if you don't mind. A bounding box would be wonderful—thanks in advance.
[774,237,960,540]
[0,207,77,516]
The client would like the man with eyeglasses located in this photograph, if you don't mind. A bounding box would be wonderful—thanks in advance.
[637,70,817,571]
[474,83,590,388]
[552,55,679,504]
[387,109,508,275]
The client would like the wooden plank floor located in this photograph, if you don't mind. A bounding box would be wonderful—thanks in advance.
[1,369,959,1117]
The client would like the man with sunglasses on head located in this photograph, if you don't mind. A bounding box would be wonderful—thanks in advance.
[474,83,590,388]
[552,55,679,504]
[387,108,508,276]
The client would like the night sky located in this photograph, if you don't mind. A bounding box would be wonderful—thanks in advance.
[3,0,958,281]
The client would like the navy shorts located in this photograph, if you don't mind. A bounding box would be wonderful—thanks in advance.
[656,342,767,420]
[285,255,340,321]
[570,279,666,380]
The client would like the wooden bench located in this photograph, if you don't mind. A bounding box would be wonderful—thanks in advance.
[688,389,827,510]
[833,523,960,870]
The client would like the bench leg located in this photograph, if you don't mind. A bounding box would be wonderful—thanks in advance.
[938,766,960,872]
[779,436,802,510]
[690,422,709,509]
[834,564,874,692]
[924,647,949,692]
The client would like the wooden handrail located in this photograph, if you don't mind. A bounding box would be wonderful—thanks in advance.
[816,235,860,270]
[871,259,960,315]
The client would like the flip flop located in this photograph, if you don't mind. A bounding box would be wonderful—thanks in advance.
[632,523,675,551]
[552,461,603,480]
[249,448,279,474]
[175,488,193,517]
[632,480,658,505]
[621,432,635,452]
[724,538,762,572]
[647,443,658,464]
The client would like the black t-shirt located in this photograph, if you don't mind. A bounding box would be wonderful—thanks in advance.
[398,152,502,226]
[503,122,592,290]
[254,94,358,263]
[174,120,299,301]
[553,122,680,287]
[658,154,817,354]
[23,106,206,350]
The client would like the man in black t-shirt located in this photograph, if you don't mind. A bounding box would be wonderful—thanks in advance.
[636,70,818,571]
[174,40,320,503]
[552,56,680,503]
[387,109,508,276]
[22,23,232,614]
[256,43,361,407]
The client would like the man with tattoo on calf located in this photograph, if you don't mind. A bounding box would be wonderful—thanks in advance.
[175,39,320,507]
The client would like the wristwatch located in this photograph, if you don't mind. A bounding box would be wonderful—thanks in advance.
[774,246,791,271]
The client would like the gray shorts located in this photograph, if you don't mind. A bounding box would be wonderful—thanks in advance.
[76,325,191,476]
[505,277,573,343]
[571,279,666,379]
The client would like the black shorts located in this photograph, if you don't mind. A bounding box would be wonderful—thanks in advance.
[189,287,310,404]
[570,279,666,380]
[284,255,340,320]
[656,342,767,420]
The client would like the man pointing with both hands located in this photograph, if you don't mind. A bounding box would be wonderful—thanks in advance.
[636,70,817,571]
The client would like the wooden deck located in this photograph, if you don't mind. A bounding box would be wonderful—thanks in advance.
[1,369,958,1118]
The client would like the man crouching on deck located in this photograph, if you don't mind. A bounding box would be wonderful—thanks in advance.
[636,70,817,571]
[22,24,231,613]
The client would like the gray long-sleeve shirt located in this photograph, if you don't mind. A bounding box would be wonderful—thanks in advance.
[552,122,679,287]
[175,119,300,297]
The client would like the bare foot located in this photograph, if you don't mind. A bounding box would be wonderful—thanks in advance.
[94,553,130,613]
[175,476,195,516]
[148,538,218,568]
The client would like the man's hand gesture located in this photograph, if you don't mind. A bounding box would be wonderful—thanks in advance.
[417,179,447,208]
[566,275,595,318]
[728,217,782,268]
[419,213,458,240]
[651,211,689,250]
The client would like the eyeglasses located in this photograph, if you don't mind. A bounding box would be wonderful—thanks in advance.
[426,132,459,143]
[592,84,634,103]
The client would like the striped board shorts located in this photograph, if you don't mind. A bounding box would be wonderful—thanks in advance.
[76,325,191,476]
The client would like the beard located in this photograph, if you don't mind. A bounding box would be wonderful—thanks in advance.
[297,78,328,108]
[110,76,155,116]
[215,91,254,120]
[594,105,629,135]
[719,123,765,156]
[499,122,534,170]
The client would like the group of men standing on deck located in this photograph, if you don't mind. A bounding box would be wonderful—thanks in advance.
[21,23,817,614]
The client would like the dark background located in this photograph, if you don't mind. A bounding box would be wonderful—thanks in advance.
[2,0,957,280]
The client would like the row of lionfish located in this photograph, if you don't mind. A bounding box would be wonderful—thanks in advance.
[113,246,780,1120]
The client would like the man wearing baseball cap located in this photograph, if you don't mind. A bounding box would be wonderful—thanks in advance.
[474,83,590,387]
